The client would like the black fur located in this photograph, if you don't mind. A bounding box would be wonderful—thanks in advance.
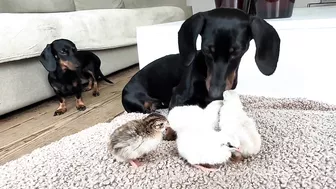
[122,8,280,113]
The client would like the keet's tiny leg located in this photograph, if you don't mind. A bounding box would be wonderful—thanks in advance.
[193,164,218,172]
[54,97,67,116]
[129,159,143,168]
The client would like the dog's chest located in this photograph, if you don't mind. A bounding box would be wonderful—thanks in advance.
[57,71,78,83]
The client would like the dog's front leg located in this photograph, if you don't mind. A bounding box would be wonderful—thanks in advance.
[50,83,67,116]
[54,96,67,116]
[168,67,195,110]
[92,80,100,97]
[73,80,86,111]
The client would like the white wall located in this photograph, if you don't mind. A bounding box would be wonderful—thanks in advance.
[186,0,215,14]
[186,0,324,14]
[295,0,321,7]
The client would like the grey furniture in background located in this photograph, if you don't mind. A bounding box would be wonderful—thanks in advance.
[0,0,192,116]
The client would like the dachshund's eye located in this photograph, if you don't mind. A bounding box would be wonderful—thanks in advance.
[209,46,215,53]
[229,48,235,53]
[60,49,67,55]
[203,46,215,55]
[229,47,242,59]
[202,49,210,55]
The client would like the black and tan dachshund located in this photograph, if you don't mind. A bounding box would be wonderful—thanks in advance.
[39,39,113,116]
[122,8,280,113]
[122,54,185,113]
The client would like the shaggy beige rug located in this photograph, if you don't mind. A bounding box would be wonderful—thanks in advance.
[1,95,336,189]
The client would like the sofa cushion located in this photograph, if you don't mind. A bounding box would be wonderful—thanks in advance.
[123,0,186,9]
[74,0,125,11]
[123,0,192,18]
[0,0,76,13]
[0,6,186,64]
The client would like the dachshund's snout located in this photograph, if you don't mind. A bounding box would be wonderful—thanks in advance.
[59,57,80,71]
[208,87,225,100]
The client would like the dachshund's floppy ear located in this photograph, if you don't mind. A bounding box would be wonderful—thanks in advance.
[39,44,57,72]
[250,16,280,76]
[178,13,205,66]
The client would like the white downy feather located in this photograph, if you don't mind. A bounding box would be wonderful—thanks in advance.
[167,105,204,133]
[219,90,261,157]
[167,100,223,133]
[168,101,238,166]
[176,128,237,165]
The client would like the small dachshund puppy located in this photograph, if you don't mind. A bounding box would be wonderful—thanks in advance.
[39,39,113,116]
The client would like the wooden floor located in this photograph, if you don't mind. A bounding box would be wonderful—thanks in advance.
[0,65,139,165]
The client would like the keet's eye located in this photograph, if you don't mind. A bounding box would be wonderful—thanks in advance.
[227,142,234,148]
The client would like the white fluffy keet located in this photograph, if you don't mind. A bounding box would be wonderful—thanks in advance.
[219,90,262,157]
[176,128,238,165]
[167,101,239,169]
[167,100,223,133]
[167,105,204,133]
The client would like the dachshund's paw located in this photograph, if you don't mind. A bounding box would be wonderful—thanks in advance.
[230,152,245,163]
[163,127,177,141]
[54,108,67,116]
[76,105,86,111]
[93,91,100,97]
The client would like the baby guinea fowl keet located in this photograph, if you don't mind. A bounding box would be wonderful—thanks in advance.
[108,113,169,168]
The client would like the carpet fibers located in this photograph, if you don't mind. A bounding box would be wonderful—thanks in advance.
[1,96,336,189]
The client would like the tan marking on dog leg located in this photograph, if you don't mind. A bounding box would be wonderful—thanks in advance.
[84,77,93,91]
[75,97,86,111]
[144,101,152,110]
[86,70,99,97]
[54,98,67,116]
[143,101,158,112]
[92,81,100,97]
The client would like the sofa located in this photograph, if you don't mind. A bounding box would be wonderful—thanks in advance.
[0,0,192,116]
